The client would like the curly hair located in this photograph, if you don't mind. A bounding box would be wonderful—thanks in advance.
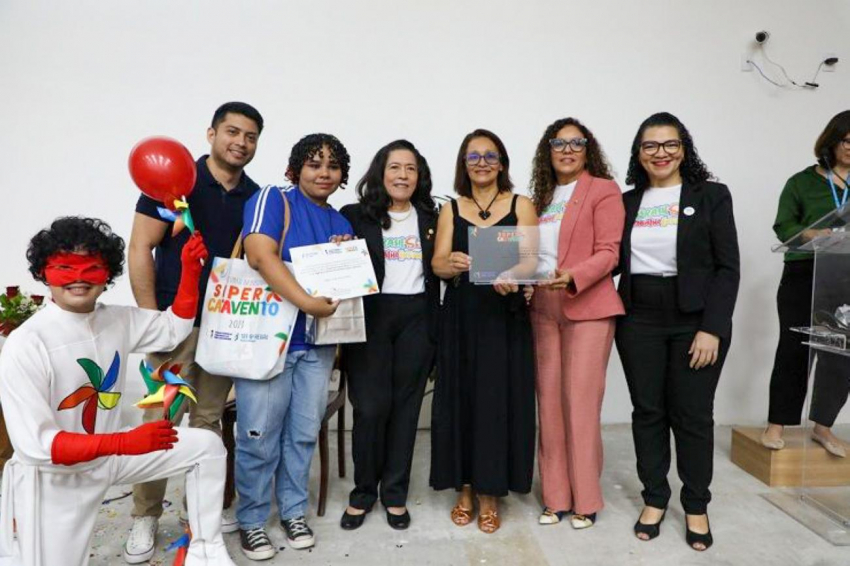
[285,133,351,187]
[356,139,436,229]
[625,112,714,191]
[27,217,125,285]
[530,117,613,215]
[453,128,513,197]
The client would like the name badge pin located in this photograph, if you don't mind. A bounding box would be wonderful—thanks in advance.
[684,206,695,216]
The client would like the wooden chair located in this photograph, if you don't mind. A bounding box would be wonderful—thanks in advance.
[220,354,347,516]
[318,362,347,516]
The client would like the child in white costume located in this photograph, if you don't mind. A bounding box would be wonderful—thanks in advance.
[0,217,236,566]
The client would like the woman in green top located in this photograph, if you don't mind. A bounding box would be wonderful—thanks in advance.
[763,110,850,455]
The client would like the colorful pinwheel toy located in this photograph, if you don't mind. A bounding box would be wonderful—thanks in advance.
[157,196,196,237]
[58,352,122,434]
[135,360,197,421]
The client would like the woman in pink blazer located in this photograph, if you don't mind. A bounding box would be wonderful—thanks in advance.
[529,117,625,529]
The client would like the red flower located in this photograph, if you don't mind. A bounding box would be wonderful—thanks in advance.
[5,286,19,299]
[31,295,44,305]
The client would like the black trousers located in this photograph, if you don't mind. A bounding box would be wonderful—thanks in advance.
[810,351,850,427]
[616,276,728,515]
[768,260,850,426]
[343,293,435,509]
[768,261,815,425]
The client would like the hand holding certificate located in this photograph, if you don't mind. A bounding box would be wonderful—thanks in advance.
[290,239,380,300]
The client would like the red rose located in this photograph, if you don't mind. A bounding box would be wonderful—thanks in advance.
[31,295,45,305]
[5,286,19,298]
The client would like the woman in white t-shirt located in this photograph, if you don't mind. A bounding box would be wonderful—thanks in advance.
[528,117,625,530]
[616,112,739,551]
[339,140,439,531]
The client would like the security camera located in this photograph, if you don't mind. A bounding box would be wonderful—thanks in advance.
[755,31,770,44]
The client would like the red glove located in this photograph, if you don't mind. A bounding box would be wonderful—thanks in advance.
[51,420,178,466]
[172,233,208,319]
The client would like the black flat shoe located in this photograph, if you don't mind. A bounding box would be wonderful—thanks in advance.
[634,508,666,541]
[685,515,713,551]
[386,509,411,530]
[340,507,371,530]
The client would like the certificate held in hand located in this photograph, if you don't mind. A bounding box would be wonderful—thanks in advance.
[289,239,380,300]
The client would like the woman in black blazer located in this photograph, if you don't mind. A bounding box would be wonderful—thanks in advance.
[339,140,439,531]
[615,113,740,551]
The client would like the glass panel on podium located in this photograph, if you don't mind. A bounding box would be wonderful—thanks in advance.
[770,205,850,544]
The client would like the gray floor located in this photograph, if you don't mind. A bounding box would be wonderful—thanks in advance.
[86,425,848,566]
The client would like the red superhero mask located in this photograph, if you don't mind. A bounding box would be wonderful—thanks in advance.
[43,253,110,287]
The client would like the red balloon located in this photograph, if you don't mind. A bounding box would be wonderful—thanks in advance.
[128,137,196,210]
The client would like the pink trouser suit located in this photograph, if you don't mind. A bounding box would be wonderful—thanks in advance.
[531,172,625,515]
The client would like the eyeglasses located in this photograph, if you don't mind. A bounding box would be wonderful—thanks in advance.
[640,140,683,156]
[466,151,500,166]
[841,138,850,150]
[549,137,588,153]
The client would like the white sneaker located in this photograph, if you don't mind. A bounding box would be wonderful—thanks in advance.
[123,516,158,564]
[221,506,239,533]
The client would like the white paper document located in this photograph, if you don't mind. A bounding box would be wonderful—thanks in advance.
[290,239,380,300]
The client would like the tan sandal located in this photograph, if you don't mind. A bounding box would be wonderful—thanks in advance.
[477,509,500,534]
[812,431,847,458]
[760,428,785,450]
[451,503,474,526]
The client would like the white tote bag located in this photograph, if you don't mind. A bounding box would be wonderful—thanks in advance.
[304,297,367,345]
[196,189,297,380]
[196,257,299,380]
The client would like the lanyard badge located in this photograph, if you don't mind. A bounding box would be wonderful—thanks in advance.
[827,170,850,210]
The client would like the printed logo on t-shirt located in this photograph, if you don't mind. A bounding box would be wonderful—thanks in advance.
[384,235,422,261]
[540,200,567,225]
[58,352,122,434]
[635,203,679,228]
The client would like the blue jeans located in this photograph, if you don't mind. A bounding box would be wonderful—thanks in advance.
[234,346,336,528]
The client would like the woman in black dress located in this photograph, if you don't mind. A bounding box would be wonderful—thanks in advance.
[430,128,537,534]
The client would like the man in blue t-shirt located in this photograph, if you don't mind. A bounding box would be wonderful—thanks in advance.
[124,102,263,564]
[234,133,353,561]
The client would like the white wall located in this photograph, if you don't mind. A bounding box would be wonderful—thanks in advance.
[1,0,849,426]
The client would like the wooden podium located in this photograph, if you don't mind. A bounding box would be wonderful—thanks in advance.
[731,426,850,487]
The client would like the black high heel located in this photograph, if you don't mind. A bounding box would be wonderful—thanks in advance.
[633,508,666,541]
[685,514,713,551]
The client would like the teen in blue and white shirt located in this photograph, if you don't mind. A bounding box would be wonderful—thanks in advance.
[237,134,353,561]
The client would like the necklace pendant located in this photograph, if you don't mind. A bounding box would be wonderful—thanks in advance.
[478,210,491,220]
